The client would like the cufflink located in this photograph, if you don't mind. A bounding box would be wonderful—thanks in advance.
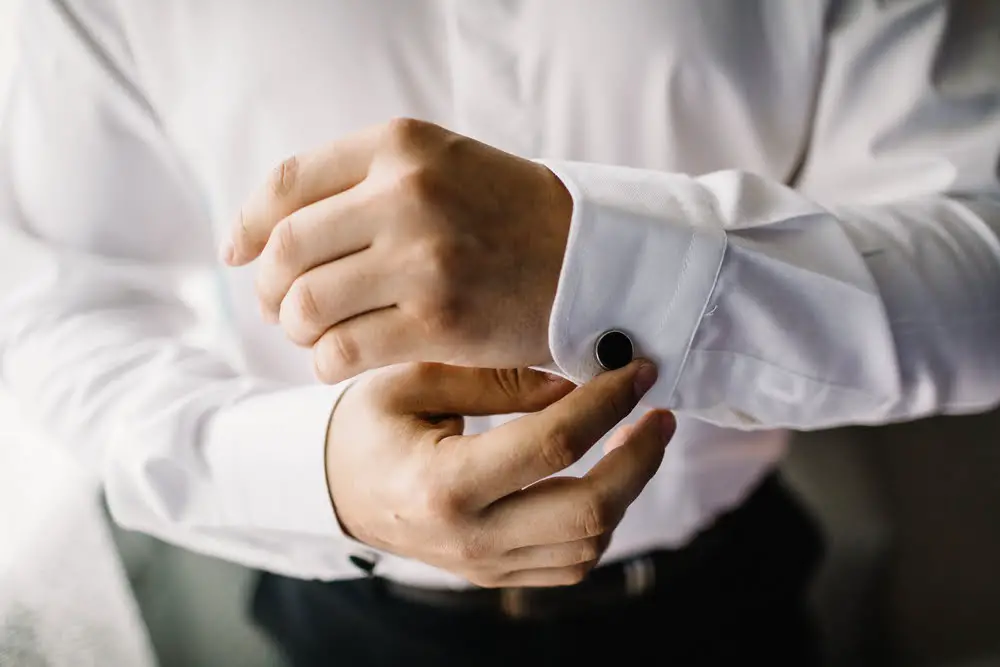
[349,554,377,576]
[595,330,634,371]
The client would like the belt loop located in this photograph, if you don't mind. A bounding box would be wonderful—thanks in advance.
[624,556,656,597]
[501,587,528,619]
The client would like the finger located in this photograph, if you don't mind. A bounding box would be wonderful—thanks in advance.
[496,534,610,571]
[487,410,675,549]
[224,124,384,266]
[491,563,598,588]
[383,365,575,416]
[256,186,380,321]
[278,249,396,346]
[456,360,658,504]
[582,409,675,514]
[310,307,413,384]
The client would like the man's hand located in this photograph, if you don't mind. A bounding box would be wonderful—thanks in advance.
[325,360,674,588]
[224,118,573,384]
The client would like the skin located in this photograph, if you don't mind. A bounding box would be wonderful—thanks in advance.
[227,118,673,587]
[325,361,674,587]
[224,117,573,384]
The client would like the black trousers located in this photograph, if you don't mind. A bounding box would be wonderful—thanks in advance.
[252,475,824,667]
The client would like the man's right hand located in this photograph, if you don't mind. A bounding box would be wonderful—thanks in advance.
[326,360,675,588]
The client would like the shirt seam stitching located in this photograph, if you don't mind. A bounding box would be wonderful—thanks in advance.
[665,233,728,403]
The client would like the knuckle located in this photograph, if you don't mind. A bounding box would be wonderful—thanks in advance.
[269,218,299,266]
[383,117,431,155]
[268,155,299,199]
[437,131,471,160]
[490,368,524,402]
[577,493,615,538]
[385,116,424,139]
[397,165,442,205]
[314,330,360,383]
[604,387,636,423]
[285,278,322,327]
[538,427,577,472]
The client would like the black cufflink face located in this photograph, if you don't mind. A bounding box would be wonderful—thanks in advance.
[349,554,376,575]
[595,330,634,371]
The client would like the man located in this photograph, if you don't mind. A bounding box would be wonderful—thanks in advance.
[1,1,998,665]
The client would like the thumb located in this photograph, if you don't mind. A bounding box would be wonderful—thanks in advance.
[384,364,576,416]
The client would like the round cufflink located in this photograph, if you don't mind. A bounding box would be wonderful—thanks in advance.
[594,330,634,371]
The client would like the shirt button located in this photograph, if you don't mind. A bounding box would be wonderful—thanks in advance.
[349,554,377,576]
[595,330,634,371]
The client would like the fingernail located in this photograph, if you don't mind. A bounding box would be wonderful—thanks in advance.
[658,411,677,444]
[632,361,658,397]
[218,240,236,265]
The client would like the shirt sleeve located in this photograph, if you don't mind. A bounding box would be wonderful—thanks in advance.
[542,0,1000,430]
[0,0,373,580]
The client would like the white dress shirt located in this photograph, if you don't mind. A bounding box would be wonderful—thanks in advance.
[1,0,998,587]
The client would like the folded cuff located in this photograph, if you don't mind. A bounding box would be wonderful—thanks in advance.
[539,160,727,407]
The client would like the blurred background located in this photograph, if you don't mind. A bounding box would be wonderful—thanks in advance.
[1,1,999,666]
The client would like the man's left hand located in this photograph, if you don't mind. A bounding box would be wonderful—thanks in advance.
[224,118,573,384]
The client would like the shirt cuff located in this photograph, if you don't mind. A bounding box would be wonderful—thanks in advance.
[539,160,727,407]
[204,382,354,538]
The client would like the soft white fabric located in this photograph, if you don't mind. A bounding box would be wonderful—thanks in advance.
[0,419,156,667]
[1,1,155,663]
[0,0,997,587]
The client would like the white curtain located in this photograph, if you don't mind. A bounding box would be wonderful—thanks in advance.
[0,1,156,664]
